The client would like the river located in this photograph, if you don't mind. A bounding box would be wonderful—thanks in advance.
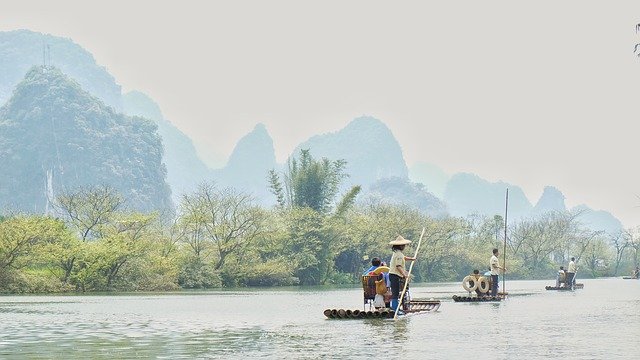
[1,278,638,359]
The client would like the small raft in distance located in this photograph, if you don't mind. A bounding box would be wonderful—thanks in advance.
[545,283,584,290]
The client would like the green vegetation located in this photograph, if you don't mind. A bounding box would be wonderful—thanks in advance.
[1,149,636,294]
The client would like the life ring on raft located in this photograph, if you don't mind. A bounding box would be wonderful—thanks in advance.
[462,275,478,292]
[477,276,490,293]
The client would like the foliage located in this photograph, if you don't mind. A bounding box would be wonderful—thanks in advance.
[269,149,357,214]
[0,175,632,293]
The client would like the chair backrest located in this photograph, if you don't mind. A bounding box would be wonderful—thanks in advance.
[362,275,380,300]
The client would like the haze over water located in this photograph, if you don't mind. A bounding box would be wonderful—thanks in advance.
[1,278,638,359]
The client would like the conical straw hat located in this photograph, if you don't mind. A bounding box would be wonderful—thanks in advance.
[389,235,411,246]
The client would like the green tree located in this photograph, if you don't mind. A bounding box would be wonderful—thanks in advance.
[269,149,360,214]
[267,150,361,284]
[177,183,266,287]
[53,186,124,283]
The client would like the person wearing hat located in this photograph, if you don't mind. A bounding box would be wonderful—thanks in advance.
[388,235,416,313]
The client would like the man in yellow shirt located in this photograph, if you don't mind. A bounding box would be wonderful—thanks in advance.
[388,235,416,313]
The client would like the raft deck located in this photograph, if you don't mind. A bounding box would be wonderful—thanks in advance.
[545,283,584,290]
[452,295,502,302]
[324,299,441,319]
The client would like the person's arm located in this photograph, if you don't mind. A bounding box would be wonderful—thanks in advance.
[404,256,416,261]
[396,265,410,278]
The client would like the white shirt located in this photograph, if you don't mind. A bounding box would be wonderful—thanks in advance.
[568,260,577,273]
[389,250,406,277]
[490,255,500,276]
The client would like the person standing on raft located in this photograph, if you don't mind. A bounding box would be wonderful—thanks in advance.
[490,248,506,297]
[388,235,416,313]
[566,257,578,287]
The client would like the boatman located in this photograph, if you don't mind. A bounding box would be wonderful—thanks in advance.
[389,235,416,314]
[490,248,505,297]
[566,257,578,288]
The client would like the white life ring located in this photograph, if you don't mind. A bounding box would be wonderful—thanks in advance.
[477,276,490,293]
[462,275,478,292]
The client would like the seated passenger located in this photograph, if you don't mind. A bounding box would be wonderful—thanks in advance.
[472,269,483,297]
[364,257,391,308]
[556,266,566,287]
[364,257,382,275]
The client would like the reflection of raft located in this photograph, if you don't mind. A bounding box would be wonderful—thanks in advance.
[545,283,584,290]
[452,295,502,302]
[323,299,441,319]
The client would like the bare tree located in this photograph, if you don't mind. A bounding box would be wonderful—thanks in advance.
[55,185,124,241]
[610,231,628,276]
[179,183,266,270]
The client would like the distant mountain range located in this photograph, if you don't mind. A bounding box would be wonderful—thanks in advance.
[122,91,210,200]
[0,30,122,111]
[0,29,625,233]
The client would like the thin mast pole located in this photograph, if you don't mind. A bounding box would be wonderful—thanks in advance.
[394,227,426,320]
[502,189,508,298]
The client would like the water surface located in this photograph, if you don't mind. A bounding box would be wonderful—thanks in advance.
[1,278,638,359]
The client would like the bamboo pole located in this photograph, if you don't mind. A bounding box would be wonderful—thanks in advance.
[502,189,508,298]
[394,227,426,320]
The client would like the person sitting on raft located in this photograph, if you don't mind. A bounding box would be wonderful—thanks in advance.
[388,235,416,314]
[364,258,391,308]
[472,269,483,297]
[363,257,390,288]
[555,266,566,288]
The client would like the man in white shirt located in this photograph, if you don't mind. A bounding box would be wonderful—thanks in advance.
[490,248,505,297]
[566,257,577,288]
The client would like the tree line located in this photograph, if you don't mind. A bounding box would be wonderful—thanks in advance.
[1,150,638,293]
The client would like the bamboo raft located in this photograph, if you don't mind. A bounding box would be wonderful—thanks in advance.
[323,299,441,319]
[452,295,502,302]
[545,283,584,290]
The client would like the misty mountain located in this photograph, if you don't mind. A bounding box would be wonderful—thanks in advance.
[360,177,448,218]
[0,66,171,212]
[0,29,123,110]
[408,162,450,199]
[571,205,623,234]
[212,123,277,202]
[294,116,408,189]
[532,186,567,214]
[443,173,533,219]
[123,91,211,199]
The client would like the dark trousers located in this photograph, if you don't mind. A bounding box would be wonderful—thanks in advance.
[566,273,575,287]
[390,273,401,300]
[491,275,499,296]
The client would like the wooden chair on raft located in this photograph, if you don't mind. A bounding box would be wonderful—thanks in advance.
[362,275,380,310]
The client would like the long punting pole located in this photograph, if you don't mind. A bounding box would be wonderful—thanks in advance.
[394,227,426,320]
[502,189,508,298]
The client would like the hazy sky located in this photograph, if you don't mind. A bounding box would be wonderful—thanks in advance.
[2,0,640,227]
